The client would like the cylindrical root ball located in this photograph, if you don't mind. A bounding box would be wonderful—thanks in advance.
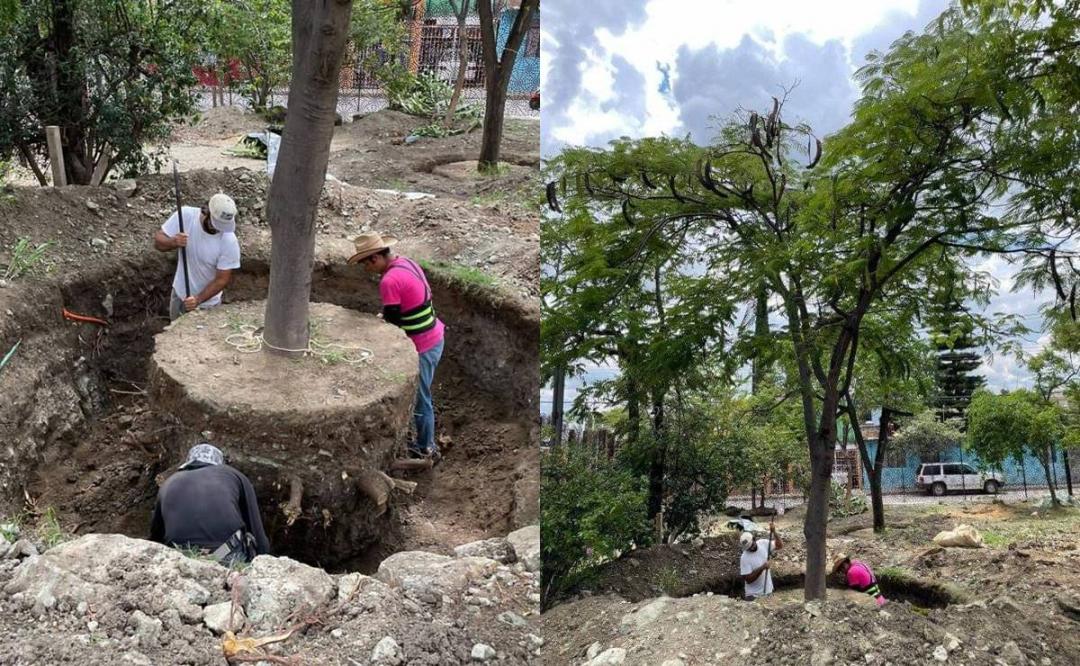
[148,300,419,564]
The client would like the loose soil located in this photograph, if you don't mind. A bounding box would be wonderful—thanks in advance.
[543,501,1080,665]
[165,107,540,206]
[0,108,539,571]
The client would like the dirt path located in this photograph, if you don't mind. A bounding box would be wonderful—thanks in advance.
[163,107,540,205]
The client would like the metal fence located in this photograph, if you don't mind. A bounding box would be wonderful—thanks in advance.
[195,13,539,120]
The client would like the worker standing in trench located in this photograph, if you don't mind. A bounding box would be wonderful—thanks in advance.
[348,232,446,462]
[153,193,240,320]
[740,522,782,600]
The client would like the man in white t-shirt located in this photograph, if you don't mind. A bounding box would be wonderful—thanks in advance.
[739,522,782,600]
[153,193,241,320]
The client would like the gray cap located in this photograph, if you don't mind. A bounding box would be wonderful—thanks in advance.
[179,443,224,470]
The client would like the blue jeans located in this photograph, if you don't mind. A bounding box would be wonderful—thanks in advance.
[414,338,444,454]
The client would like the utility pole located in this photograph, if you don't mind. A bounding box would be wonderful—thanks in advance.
[551,366,566,447]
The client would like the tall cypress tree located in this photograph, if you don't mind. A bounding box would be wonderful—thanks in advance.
[927,286,985,425]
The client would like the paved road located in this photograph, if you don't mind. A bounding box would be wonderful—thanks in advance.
[728,488,1064,512]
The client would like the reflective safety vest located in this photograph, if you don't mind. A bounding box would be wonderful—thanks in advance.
[850,561,884,601]
[385,258,437,337]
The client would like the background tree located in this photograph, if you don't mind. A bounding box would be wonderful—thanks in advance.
[842,308,936,531]
[967,389,1064,505]
[540,445,650,608]
[263,0,354,354]
[350,0,414,101]
[442,0,472,126]
[476,0,536,170]
[0,0,204,185]
[543,4,1065,597]
[208,0,291,112]
[891,410,965,462]
[927,277,987,423]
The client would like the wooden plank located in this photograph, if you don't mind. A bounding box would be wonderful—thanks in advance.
[89,146,111,186]
[45,126,66,187]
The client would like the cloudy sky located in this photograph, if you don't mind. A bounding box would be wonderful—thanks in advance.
[539,0,1054,415]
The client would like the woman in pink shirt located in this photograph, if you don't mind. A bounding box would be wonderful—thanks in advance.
[349,232,446,461]
[832,554,887,606]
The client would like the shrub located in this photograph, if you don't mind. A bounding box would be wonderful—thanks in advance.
[540,446,650,607]
[829,480,868,518]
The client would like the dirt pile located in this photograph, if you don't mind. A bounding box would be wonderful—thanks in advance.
[542,588,1073,666]
[0,527,541,665]
[542,502,1080,666]
[169,106,268,144]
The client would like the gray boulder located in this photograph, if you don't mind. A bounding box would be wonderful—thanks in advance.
[506,526,540,573]
[375,551,499,604]
[244,555,335,630]
[453,538,516,564]
[2,534,223,622]
[202,601,246,635]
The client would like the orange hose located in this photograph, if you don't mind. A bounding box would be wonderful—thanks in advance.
[62,308,109,327]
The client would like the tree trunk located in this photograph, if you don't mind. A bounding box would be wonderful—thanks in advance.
[44,0,92,185]
[804,428,834,600]
[476,0,536,171]
[751,282,769,393]
[1039,446,1059,505]
[847,402,894,534]
[550,365,566,446]
[626,374,641,447]
[868,466,885,531]
[646,387,667,523]
[478,67,508,170]
[263,0,354,356]
[443,2,470,126]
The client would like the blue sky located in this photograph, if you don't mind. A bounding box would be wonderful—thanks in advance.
[540,0,1054,415]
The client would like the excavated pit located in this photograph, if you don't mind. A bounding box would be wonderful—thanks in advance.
[149,301,419,564]
[0,254,538,570]
[694,571,961,609]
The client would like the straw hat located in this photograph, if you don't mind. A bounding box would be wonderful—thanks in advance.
[347,232,398,264]
[831,554,851,574]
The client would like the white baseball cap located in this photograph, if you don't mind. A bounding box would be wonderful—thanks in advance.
[208,193,237,233]
[739,531,755,551]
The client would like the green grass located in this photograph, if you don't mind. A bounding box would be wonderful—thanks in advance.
[478,162,513,178]
[223,314,256,333]
[470,191,508,207]
[3,237,54,280]
[378,370,409,383]
[378,178,411,192]
[981,530,1011,548]
[657,565,681,595]
[418,259,499,291]
[0,515,21,542]
[177,545,251,571]
[318,348,347,366]
[34,507,67,548]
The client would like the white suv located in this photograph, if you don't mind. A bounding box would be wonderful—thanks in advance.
[916,463,1005,496]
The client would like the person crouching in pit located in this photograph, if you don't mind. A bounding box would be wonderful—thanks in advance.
[149,443,269,566]
[832,554,887,607]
